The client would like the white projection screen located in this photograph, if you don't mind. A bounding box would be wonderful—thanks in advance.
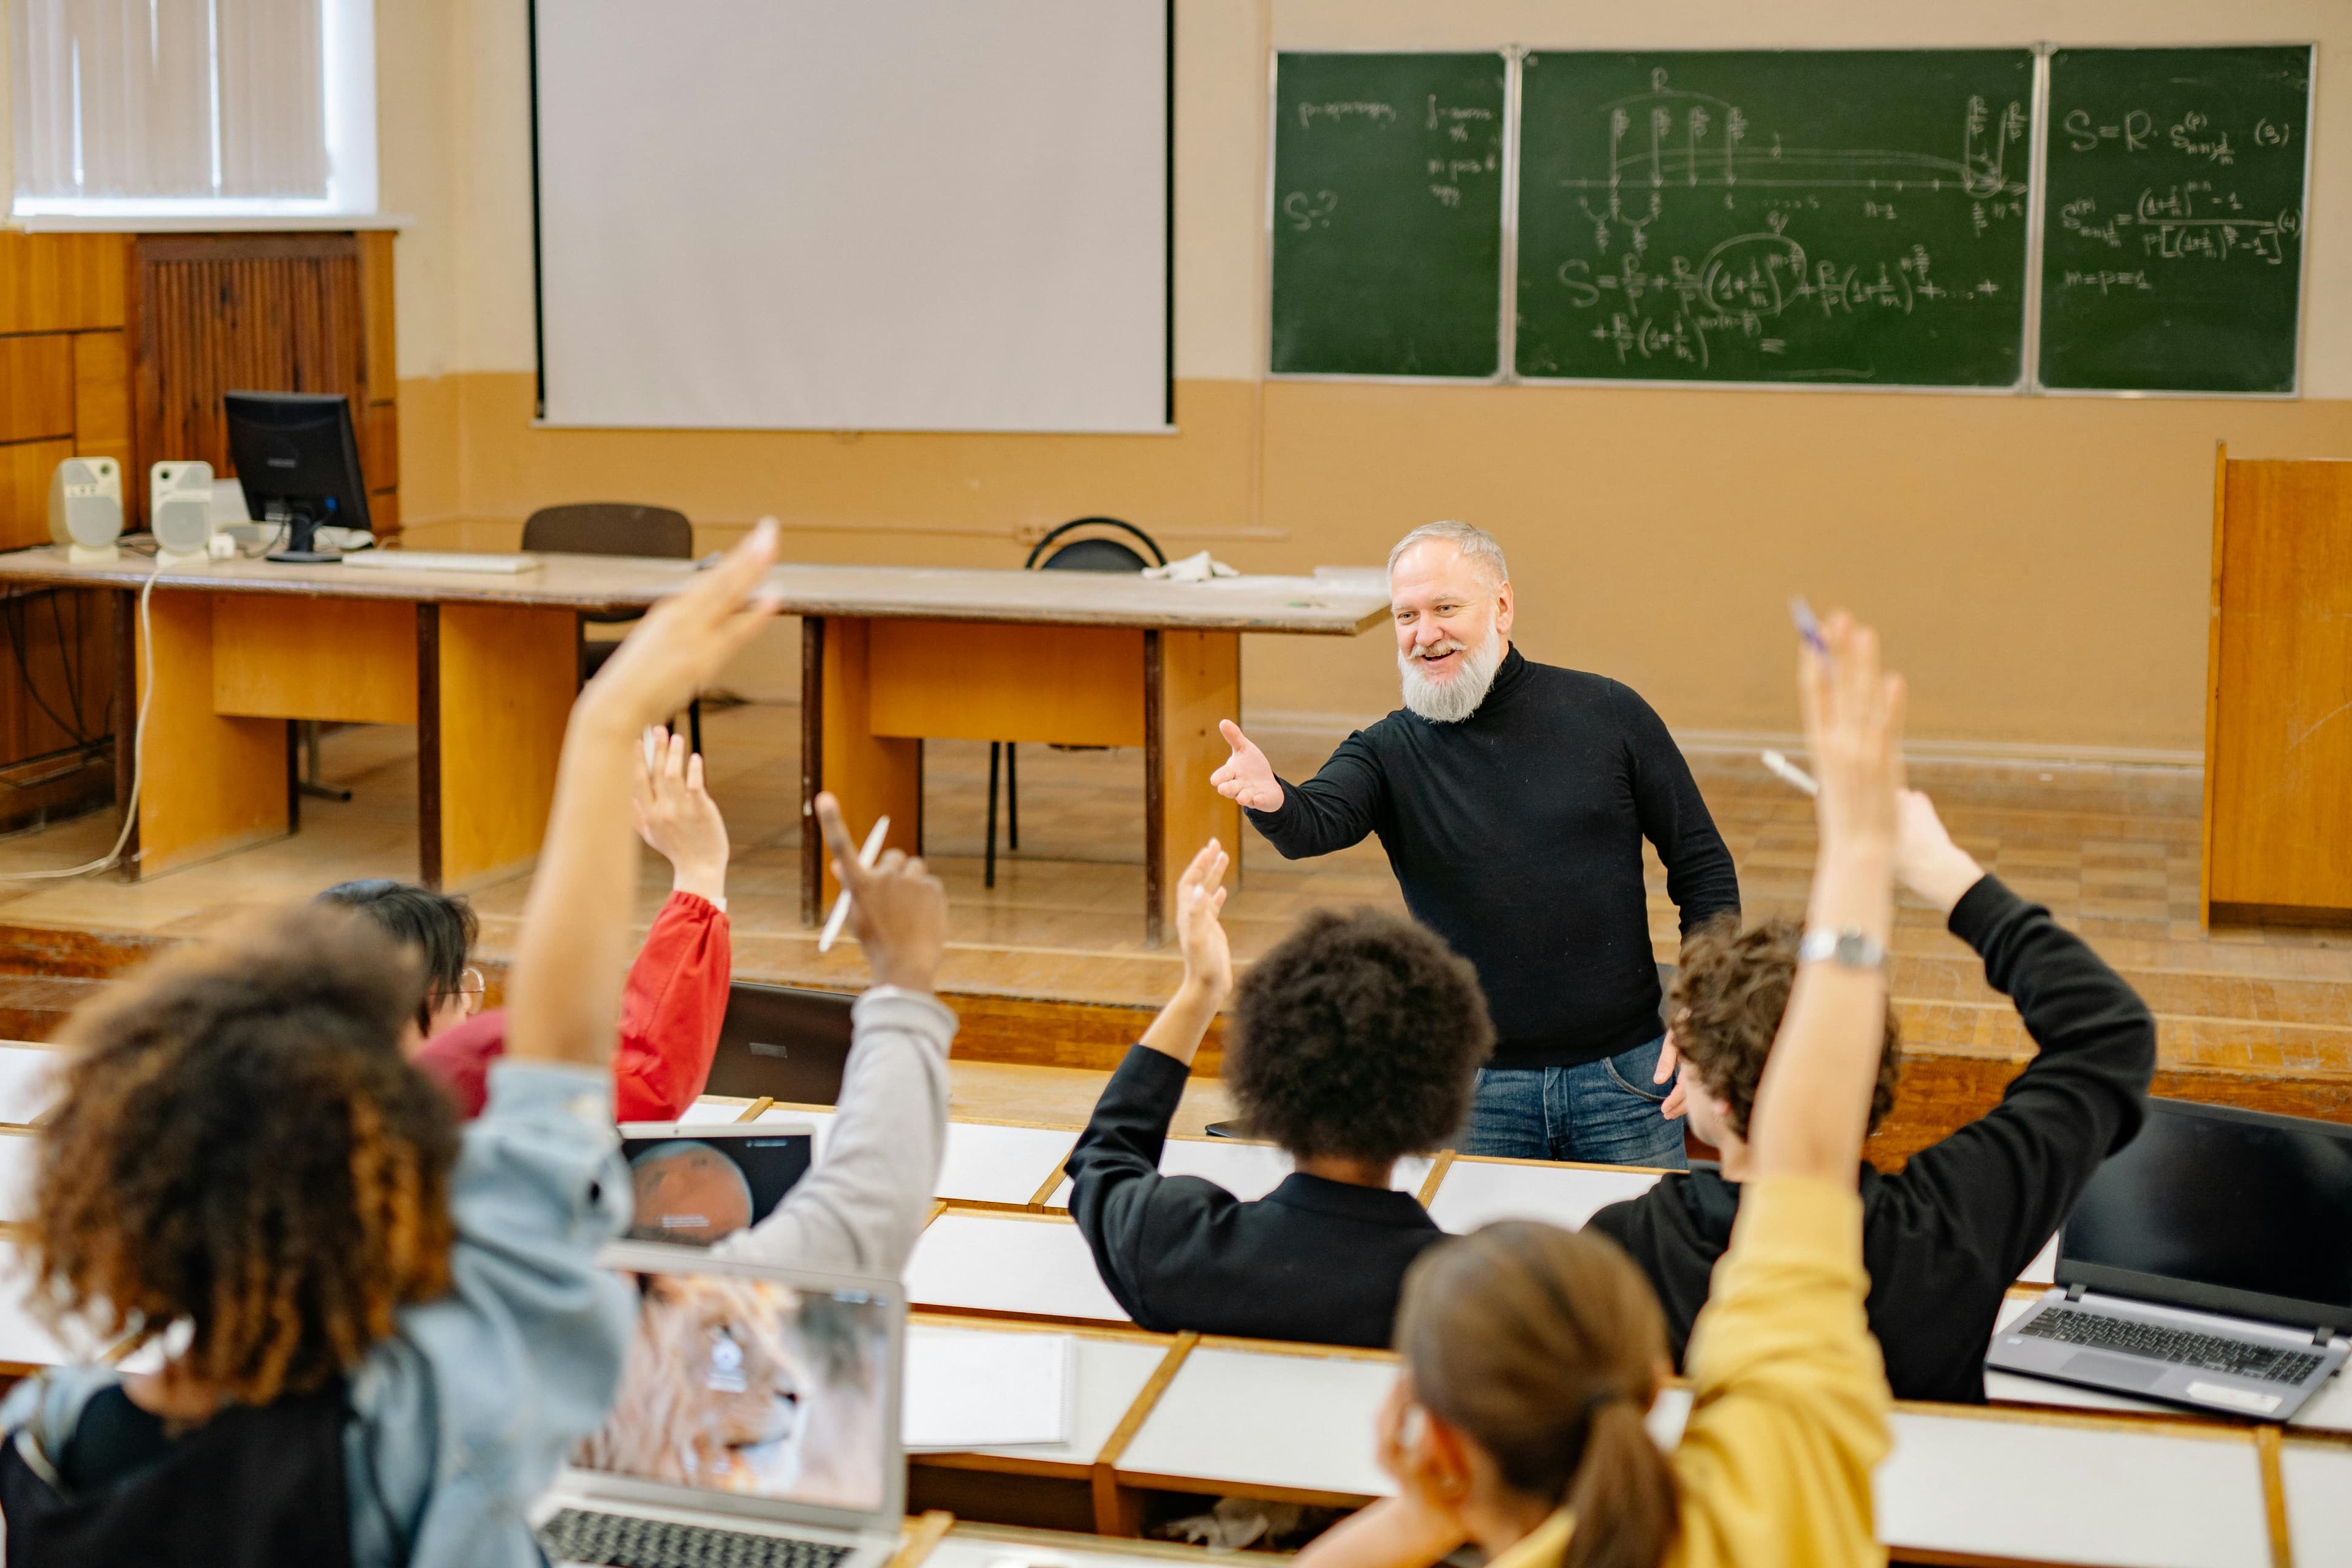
[532,1,1169,432]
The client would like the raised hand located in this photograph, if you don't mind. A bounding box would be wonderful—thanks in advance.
[1174,839,1233,1001]
[634,724,729,904]
[1796,611,1907,856]
[1893,788,1984,916]
[586,519,781,731]
[1210,720,1284,813]
[813,791,947,995]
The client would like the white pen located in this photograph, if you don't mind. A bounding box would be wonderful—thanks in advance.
[1760,748,1819,797]
[817,815,891,953]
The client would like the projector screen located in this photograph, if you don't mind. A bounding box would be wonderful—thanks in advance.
[532,1,1169,432]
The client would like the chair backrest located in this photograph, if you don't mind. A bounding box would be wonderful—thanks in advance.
[1023,515,1167,573]
[701,981,858,1104]
[521,502,695,559]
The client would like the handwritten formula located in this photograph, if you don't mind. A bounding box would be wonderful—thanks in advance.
[1515,50,2035,386]
[2040,45,2310,392]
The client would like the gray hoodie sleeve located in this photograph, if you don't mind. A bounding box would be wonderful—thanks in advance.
[714,986,955,1277]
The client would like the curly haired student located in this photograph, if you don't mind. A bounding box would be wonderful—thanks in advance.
[0,522,791,1568]
[1064,842,1491,1348]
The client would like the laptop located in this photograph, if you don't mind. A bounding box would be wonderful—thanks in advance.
[535,1244,906,1568]
[1986,1097,2352,1421]
[619,1123,818,1246]
[701,983,858,1106]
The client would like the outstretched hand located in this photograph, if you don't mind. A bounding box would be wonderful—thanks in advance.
[1174,839,1233,1000]
[1210,721,1284,813]
[634,725,729,904]
[1894,788,1984,915]
[813,791,947,995]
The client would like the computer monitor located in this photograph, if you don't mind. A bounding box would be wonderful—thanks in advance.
[2059,1097,2352,1331]
[222,391,371,562]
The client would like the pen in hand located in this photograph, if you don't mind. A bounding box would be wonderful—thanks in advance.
[818,815,892,952]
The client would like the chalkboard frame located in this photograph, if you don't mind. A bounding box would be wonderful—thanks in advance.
[1263,47,1521,384]
[2029,40,2316,401]
[1509,44,2046,396]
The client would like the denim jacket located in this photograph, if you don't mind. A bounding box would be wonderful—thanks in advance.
[1,1060,635,1568]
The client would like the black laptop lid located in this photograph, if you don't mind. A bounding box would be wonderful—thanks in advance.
[701,982,856,1104]
[2059,1097,2352,1331]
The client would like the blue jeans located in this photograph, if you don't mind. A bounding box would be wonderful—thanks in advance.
[1464,1035,1689,1169]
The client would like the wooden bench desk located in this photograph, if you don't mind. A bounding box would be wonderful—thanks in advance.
[0,549,1385,925]
[0,1041,62,1127]
[1041,1136,1434,1212]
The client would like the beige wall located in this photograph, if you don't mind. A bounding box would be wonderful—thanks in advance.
[377,0,2352,756]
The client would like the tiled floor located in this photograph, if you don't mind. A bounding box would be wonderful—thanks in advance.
[0,702,2341,1075]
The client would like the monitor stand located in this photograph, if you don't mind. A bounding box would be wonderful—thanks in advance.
[266,512,342,565]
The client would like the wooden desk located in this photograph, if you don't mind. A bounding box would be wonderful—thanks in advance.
[794,568,1384,940]
[929,1522,1257,1568]
[1114,1338,1395,1507]
[0,550,1384,920]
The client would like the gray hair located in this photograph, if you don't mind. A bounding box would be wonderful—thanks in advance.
[1387,521,1509,587]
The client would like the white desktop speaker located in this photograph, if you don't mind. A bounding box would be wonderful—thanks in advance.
[47,457,123,564]
[149,461,216,565]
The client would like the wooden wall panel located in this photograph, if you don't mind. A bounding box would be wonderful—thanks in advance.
[2207,459,2352,921]
[0,233,127,334]
[129,234,366,528]
[0,339,76,445]
[70,332,132,462]
[0,441,74,553]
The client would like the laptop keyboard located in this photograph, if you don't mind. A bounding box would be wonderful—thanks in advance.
[538,1507,857,1568]
[2021,1306,2325,1385]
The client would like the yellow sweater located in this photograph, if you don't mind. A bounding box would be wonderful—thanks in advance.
[1488,1177,1892,1568]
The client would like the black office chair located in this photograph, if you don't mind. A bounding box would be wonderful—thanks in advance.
[986,517,1167,889]
[521,502,704,753]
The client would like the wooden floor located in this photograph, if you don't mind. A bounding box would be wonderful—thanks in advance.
[0,700,2342,1078]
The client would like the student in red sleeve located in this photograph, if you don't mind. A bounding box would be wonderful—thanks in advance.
[318,722,733,1122]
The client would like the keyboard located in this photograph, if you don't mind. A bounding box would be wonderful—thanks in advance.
[340,550,542,575]
[538,1507,855,1568]
[2021,1305,2325,1385]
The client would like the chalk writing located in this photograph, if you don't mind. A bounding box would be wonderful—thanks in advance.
[1517,50,2033,385]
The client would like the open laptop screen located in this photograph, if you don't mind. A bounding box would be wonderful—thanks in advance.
[576,1253,900,1518]
[619,1126,814,1247]
[2060,1098,2352,1325]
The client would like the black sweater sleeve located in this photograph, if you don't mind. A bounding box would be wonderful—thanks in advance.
[1243,731,1386,859]
[1887,874,2157,1279]
[1063,1045,1241,1330]
[1612,682,1740,934]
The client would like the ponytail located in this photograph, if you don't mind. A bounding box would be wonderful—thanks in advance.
[1558,1396,1677,1568]
[1394,1222,1679,1568]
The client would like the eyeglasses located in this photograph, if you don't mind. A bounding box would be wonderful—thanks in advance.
[454,967,488,1016]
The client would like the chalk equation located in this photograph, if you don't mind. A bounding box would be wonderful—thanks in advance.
[1288,94,1499,213]
[2057,183,2299,266]
[1517,55,2032,383]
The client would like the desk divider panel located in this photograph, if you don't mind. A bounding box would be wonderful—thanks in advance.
[425,603,575,890]
[211,596,417,725]
[123,590,288,876]
[868,621,1144,749]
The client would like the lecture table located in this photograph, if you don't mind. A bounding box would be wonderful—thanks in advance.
[0,548,1389,930]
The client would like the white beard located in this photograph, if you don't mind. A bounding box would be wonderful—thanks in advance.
[1398,631,1504,723]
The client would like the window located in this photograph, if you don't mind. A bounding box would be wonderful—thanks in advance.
[10,0,375,217]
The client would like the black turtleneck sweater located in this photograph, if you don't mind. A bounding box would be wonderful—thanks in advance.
[1244,649,1740,1069]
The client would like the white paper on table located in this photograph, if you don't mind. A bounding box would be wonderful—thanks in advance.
[903,1325,1073,1452]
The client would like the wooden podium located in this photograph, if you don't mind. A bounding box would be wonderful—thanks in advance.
[2203,444,2352,927]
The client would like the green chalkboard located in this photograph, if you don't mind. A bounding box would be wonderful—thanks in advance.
[1513,50,2034,386]
[1270,53,1507,378]
[2039,47,2312,394]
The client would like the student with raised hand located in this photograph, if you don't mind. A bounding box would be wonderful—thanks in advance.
[710,789,953,1278]
[1294,611,1902,1568]
[1588,786,2155,1401]
[1066,840,1488,1348]
[322,722,736,1123]
[0,522,782,1568]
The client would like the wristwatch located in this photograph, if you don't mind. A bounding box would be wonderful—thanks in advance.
[1798,927,1887,970]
